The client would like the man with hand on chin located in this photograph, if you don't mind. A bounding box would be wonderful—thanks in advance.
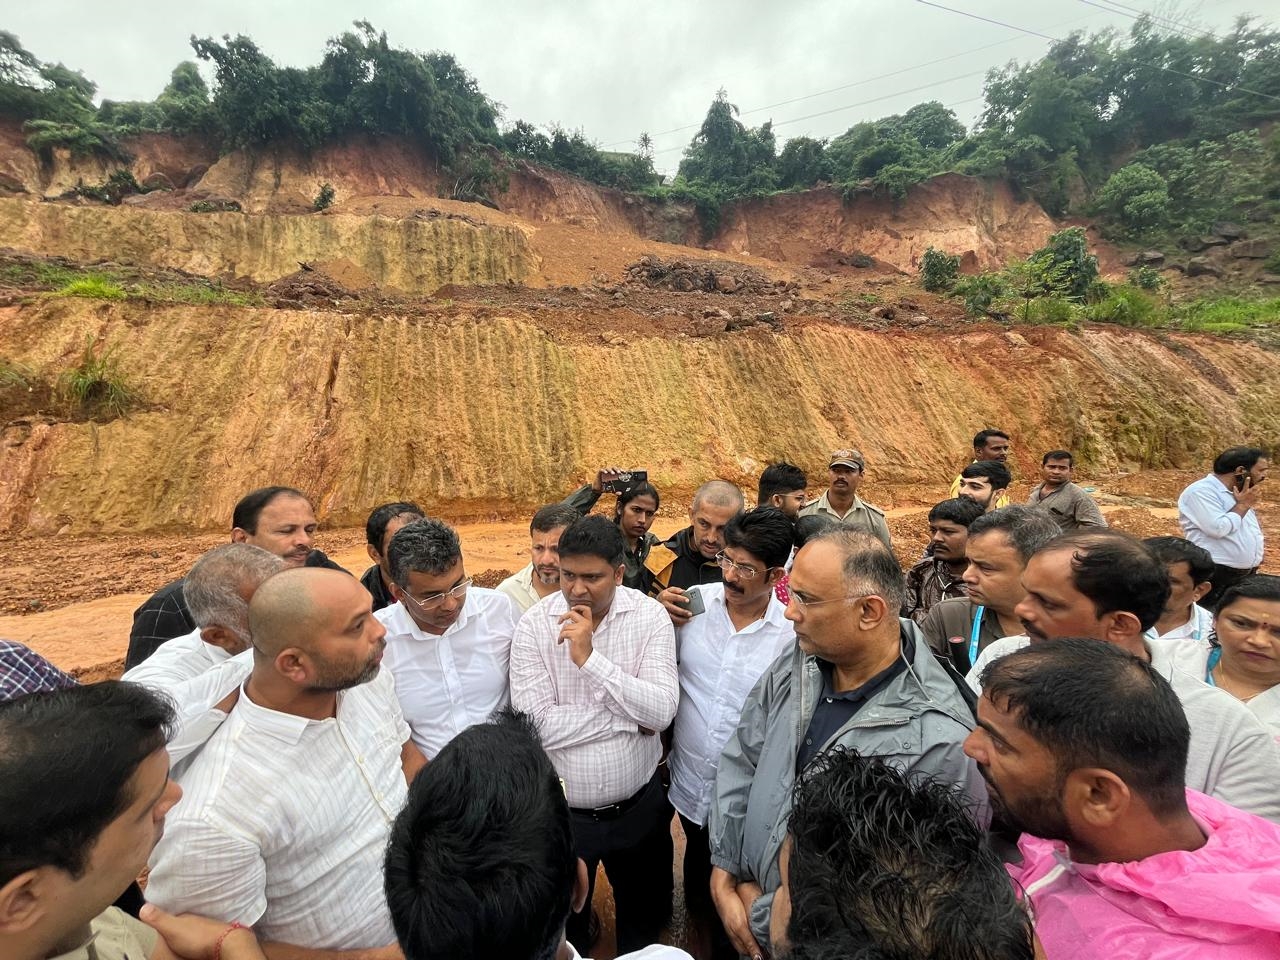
[510,515,678,957]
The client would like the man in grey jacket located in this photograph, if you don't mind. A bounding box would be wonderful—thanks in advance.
[708,528,986,958]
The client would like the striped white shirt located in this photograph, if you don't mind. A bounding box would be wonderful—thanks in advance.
[376,588,517,758]
[668,585,795,826]
[122,628,230,690]
[146,667,409,950]
[510,586,678,808]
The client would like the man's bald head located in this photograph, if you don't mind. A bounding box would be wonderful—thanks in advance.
[248,567,357,658]
[692,480,745,512]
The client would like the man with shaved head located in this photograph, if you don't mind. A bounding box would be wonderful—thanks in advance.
[146,568,425,959]
[651,479,745,625]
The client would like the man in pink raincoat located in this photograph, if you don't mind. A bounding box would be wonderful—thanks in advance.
[966,637,1280,959]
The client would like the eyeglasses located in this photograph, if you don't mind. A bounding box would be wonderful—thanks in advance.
[402,578,472,610]
[788,592,877,611]
[715,552,769,580]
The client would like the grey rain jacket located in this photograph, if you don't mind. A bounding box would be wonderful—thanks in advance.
[709,619,988,946]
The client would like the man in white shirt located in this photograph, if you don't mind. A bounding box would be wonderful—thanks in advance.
[510,515,679,956]
[146,568,427,958]
[1178,446,1268,607]
[378,517,518,758]
[966,529,1280,823]
[1143,536,1215,642]
[384,709,690,960]
[498,503,582,612]
[123,544,283,692]
[668,506,794,960]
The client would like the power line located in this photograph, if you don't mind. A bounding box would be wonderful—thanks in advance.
[915,0,1280,105]
[1075,0,1213,41]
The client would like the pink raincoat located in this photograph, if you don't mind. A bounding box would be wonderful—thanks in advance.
[1013,790,1280,958]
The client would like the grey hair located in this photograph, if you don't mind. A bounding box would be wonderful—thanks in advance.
[183,543,285,638]
[812,526,906,612]
[692,479,745,512]
[967,505,1064,562]
[388,518,463,587]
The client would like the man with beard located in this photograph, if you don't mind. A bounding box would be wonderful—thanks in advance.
[903,497,986,624]
[1178,446,1269,607]
[968,639,1280,957]
[126,486,347,668]
[967,529,1280,823]
[499,503,583,612]
[669,507,797,960]
[920,506,1062,673]
[653,480,745,625]
[800,450,892,550]
[949,430,1013,509]
[956,460,1012,513]
[379,518,518,759]
[146,568,422,958]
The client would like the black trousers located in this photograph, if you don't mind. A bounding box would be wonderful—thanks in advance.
[679,814,737,960]
[1205,563,1259,610]
[566,771,674,956]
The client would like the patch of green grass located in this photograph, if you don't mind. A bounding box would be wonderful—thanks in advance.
[135,280,264,307]
[0,261,85,289]
[1085,285,1160,327]
[1174,297,1280,332]
[56,336,137,417]
[57,275,127,301]
[0,357,35,389]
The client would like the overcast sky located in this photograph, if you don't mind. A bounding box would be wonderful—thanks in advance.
[6,0,1271,173]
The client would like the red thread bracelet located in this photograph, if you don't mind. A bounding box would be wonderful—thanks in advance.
[212,921,247,960]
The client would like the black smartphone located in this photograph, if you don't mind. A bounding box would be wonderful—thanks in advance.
[601,470,648,494]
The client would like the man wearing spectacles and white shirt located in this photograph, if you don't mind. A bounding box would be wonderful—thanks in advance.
[668,507,796,960]
[376,517,519,759]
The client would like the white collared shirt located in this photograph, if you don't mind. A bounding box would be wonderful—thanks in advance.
[146,668,409,950]
[510,586,678,808]
[1145,604,1215,643]
[122,627,229,690]
[1179,473,1265,568]
[376,588,517,758]
[497,562,542,612]
[668,584,795,826]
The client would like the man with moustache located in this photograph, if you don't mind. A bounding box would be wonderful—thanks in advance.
[653,480,746,624]
[920,506,1062,674]
[146,568,422,958]
[499,503,583,613]
[379,517,519,758]
[903,497,986,624]
[800,450,892,550]
[956,461,1012,513]
[126,486,347,668]
[1179,446,1270,607]
[950,430,1013,509]
[669,507,797,960]
[510,515,679,955]
[967,529,1280,823]
[1027,450,1106,532]
[967,640,1280,957]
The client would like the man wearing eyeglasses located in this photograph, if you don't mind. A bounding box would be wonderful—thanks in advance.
[708,528,984,959]
[668,507,796,960]
[799,450,892,551]
[376,518,519,759]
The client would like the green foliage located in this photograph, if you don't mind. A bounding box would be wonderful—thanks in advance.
[57,336,136,417]
[1085,285,1159,326]
[920,247,960,292]
[0,357,34,389]
[56,275,127,300]
[1095,163,1171,235]
[188,198,241,213]
[1173,297,1280,332]
[1127,265,1164,290]
[1030,228,1098,301]
[1024,296,1078,326]
[775,136,829,190]
[71,170,143,205]
[313,182,335,211]
[952,272,1006,317]
[502,122,659,191]
[678,90,779,197]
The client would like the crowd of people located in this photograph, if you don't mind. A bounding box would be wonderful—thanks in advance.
[1,431,1278,960]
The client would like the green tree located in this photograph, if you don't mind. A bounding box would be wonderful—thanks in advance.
[776,136,828,189]
[1030,227,1099,301]
[1095,162,1171,234]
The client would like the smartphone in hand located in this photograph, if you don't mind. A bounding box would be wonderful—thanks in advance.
[601,470,648,494]
[682,586,706,617]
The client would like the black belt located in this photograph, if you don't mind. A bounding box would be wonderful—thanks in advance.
[570,771,658,822]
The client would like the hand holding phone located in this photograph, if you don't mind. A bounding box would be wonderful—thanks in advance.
[682,586,706,617]
[600,469,648,494]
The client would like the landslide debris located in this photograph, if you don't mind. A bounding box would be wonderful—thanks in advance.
[622,254,798,296]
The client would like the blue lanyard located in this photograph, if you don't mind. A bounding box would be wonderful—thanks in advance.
[1205,644,1221,685]
[970,605,986,666]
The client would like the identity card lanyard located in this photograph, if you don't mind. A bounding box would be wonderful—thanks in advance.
[969,605,985,666]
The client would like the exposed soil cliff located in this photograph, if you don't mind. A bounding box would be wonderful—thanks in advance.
[2,296,1276,536]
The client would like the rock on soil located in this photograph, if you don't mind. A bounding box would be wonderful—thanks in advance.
[623,254,797,297]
